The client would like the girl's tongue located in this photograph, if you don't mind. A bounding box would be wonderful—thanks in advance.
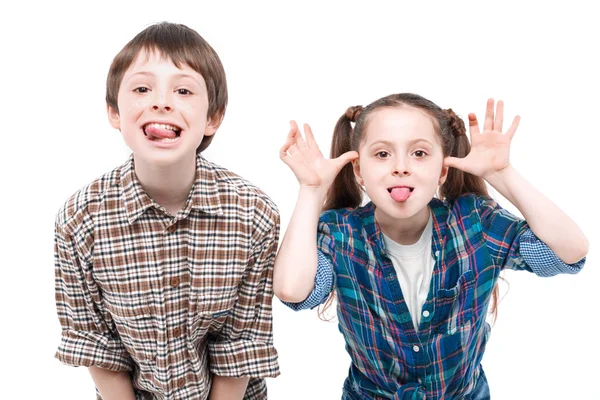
[390,187,411,202]
[145,125,177,140]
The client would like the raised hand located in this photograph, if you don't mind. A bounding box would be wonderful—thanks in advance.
[444,99,520,178]
[280,121,358,190]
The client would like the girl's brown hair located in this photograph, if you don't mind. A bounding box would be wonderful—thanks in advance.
[319,93,501,321]
[106,22,228,153]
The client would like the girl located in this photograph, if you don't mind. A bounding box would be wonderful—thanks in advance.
[274,93,588,399]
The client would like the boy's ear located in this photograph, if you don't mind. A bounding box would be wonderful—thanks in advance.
[438,165,449,186]
[352,159,364,186]
[107,105,121,130]
[204,113,223,137]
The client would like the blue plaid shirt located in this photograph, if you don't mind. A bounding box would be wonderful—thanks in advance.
[285,194,585,399]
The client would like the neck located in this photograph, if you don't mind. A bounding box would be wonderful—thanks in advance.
[133,154,197,216]
[375,205,430,245]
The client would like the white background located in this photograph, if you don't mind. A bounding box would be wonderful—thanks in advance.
[1,1,598,399]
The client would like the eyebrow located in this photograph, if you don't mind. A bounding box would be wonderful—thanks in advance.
[368,138,434,148]
[125,71,202,85]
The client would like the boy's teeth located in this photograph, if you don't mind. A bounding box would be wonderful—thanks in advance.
[147,123,179,131]
[151,136,178,142]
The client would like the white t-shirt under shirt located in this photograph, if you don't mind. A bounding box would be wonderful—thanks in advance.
[382,212,435,332]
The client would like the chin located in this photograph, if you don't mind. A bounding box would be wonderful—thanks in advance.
[135,149,188,166]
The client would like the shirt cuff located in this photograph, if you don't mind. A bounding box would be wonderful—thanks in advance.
[281,251,334,311]
[520,229,586,277]
[208,339,280,378]
[55,329,133,371]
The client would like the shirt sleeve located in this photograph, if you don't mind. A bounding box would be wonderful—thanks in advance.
[280,213,337,311]
[207,209,280,378]
[477,196,585,276]
[54,221,133,371]
[281,251,334,311]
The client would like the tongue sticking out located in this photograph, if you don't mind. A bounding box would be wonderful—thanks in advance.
[145,125,177,140]
[390,187,411,202]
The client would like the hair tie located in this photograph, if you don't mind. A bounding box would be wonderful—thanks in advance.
[345,105,363,122]
[446,108,465,137]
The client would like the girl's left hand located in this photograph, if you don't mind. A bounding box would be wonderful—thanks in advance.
[444,98,520,178]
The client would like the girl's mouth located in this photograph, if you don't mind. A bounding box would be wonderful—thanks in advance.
[387,186,414,202]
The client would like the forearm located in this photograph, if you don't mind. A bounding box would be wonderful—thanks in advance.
[485,165,589,263]
[208,376,250,400]
[89,366,136,400]
[273,186,327,302]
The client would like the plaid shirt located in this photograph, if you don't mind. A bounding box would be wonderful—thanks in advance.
[54,154,280,399]
[287,194,585,399]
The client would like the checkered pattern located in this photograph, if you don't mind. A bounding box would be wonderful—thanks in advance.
[284,194,585,399]
[55,154,280,399]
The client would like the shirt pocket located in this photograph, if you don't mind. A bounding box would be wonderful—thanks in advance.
[432,270,475,336]
[105,295,157,363]
[188,307,233,345]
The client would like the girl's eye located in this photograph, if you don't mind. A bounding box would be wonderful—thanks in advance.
[375,151,390,159]
[177,89,192,95]
[134,87,149,93]
[413,150,427,158]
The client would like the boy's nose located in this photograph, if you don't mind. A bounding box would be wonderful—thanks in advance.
[152,93,172,111]
[152,104,172,111]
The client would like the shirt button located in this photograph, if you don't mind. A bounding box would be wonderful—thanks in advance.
[434,250,440,257]
[173,327,181,338]
[422,310,430,318]
[177,378,185,388]
[167,225,176,233]
[170,277,180,287]
[417,378,423,384]
[413,345,420,353]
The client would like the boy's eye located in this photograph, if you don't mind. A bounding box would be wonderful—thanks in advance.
[413,150,427,158]
[177,89,192,95]
[375,151,390,159]
[134,87,149,93]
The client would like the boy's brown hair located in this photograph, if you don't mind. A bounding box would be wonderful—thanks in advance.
[106,22,228,152]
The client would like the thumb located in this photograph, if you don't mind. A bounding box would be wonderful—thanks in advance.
[443,156,464,171]
[334,151,359,170]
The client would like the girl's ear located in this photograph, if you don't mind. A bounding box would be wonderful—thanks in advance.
[438,164,449,186]
[353,159,364,186]
[107,105,121,130]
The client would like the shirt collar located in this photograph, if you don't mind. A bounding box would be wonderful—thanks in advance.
[120,154,224,224]
[357,198,449,256]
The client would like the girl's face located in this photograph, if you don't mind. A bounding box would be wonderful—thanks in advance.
[352,106,448,224]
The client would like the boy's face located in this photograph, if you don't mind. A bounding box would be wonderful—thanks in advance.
[108,49,218,167]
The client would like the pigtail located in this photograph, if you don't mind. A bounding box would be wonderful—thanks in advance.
[323,106,364,211]
[318,106,364,321]
[439,109,489,203]
[439,109,503,320]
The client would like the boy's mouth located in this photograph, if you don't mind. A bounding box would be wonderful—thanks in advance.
[142,122,183,142]
[387,186,414,202]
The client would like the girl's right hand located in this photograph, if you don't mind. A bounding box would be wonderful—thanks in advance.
[280,121,359,191]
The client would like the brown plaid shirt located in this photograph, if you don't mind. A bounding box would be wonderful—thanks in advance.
[54,154,280,399]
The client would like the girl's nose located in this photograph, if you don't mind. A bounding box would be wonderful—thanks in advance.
[392,158,410,176]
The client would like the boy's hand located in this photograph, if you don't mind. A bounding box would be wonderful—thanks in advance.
[280,121,358,190]
[444,99,520,179]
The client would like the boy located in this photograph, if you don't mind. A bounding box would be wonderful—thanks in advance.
[54,22,280,400]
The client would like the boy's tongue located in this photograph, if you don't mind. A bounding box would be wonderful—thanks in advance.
[390,187,411,202]
[145,125,177,139]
